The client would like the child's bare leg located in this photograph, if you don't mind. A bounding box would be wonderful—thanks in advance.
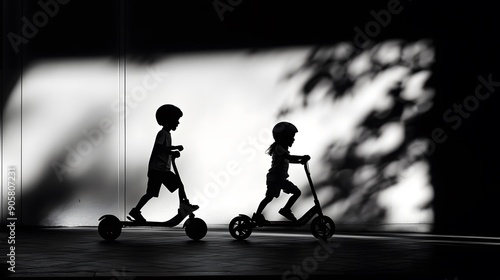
[253,196,272,223]
[129,194,152,222]
[177,183,198,215]
[173,174,192,204]
[256,196,273,215]
[135,193,153,211]
[283,189,301,210]
[178,183,187,202]
[283,192,300,209]
[279,189,301,221]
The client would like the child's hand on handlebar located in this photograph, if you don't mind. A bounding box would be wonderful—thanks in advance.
[176,145,184,151]
[301,155,311,163]
[171,151,181,158]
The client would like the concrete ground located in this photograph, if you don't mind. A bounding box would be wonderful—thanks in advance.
[2,225,500,279]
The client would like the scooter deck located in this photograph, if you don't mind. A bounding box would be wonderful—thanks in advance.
[253,220,302,227]
[122,220,180,227]
[125,208,197,227]
[247,205,322,228]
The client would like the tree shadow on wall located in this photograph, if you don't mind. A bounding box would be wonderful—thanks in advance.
[278,40,435,225]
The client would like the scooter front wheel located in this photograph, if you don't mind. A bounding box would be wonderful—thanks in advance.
[311,216,335,240]
[98,215,122,241]
[229,216,253,240]
[184,217,208,241]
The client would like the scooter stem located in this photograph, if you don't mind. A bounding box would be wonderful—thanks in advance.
[304,162,321,209]
[172,157,181,180]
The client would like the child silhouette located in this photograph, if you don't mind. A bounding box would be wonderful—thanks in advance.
[252,122,310,223]
[128,104,198,222]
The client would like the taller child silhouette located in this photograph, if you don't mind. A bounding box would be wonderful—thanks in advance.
[129,104,198,222]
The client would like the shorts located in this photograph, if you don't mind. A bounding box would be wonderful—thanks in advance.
[146,169,182,197]
[266,179,300,198]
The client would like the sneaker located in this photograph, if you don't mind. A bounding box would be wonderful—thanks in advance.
[179,200,199,216]
[129,208,146,222]
[279,208,297,221]
[252,213,267,225]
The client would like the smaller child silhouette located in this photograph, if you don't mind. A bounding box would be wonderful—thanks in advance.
[129,104,198,222]
[252,122,310,224]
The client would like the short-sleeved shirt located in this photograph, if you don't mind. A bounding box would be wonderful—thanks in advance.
[148,129,172,172]
[266,144,290,182]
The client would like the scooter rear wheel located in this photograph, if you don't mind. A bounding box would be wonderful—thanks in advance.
[229,216,253,240]
[98,215,122,241]
[311,216,335,240]
[184,217,208,241]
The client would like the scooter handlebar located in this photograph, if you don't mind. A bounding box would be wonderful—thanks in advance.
[300,155,311,164]
[171,151,181,159]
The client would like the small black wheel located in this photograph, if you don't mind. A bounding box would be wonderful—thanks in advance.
[229,216,253,240]
[311,216,335,240]
[98,215,122,241]
[184,217,207,241]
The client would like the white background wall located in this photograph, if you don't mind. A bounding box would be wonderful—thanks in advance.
[3,43,434,227]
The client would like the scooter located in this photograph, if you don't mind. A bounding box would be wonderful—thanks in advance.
[228,158,335,240]
[98,151,207,241]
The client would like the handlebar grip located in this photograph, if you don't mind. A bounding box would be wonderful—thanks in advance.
[171,151,181,159]
[301,155,311,164]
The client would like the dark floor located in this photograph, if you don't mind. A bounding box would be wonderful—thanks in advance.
[2,225,500,279]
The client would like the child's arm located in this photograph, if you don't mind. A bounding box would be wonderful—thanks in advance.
[168,145,184,152]
[287,154,310,164]
[153,144,183,155]
[168,145,183,158]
